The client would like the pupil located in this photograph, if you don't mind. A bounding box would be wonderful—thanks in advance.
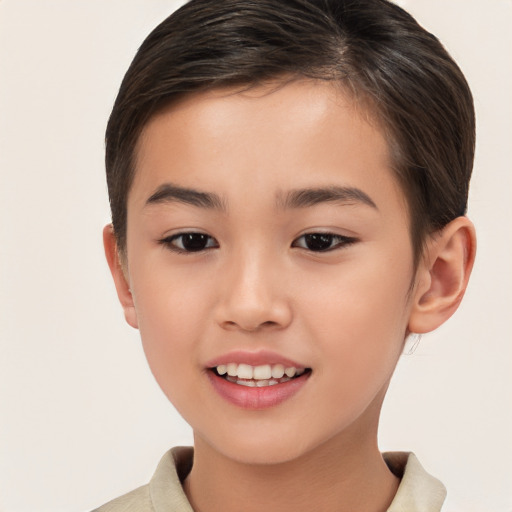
[183,233,208,251]
[305,234,333,251]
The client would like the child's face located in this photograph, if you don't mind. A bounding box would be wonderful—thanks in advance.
[121,80,417,464]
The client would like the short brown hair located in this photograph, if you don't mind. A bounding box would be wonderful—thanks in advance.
[106,0,475,264]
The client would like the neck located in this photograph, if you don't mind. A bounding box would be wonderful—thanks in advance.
[184,412,399,512]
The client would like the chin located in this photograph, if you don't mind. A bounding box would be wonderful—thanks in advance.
[223,443,306,466]
[197,426,326,467]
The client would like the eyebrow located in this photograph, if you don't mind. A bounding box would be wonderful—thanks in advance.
[145,183,226,210]
[277,186,378,210]
[145,183,377,212]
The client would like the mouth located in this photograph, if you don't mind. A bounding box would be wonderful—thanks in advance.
[210,363,312,388]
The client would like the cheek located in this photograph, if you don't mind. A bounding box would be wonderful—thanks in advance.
[296,279,409,433]
[129,261,214,394]
[132,248,212,328]
[301,256,412,372]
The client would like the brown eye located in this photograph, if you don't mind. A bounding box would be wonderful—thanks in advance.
[161,232,218,253]
[293,233,356,252]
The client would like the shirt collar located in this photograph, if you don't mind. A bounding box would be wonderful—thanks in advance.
[384,452,446,511]
[149,448,446,512]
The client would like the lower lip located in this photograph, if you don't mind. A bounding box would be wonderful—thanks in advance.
[207,371,311,409]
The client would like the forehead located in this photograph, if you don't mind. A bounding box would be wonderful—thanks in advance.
[137,80,381,154]
[131,80,403,212]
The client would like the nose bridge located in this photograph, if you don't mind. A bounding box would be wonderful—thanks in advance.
[217,243,291,331]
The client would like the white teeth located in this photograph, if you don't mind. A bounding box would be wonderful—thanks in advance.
[236,379,256,387]
[237,364,253,379]
[227,363,238,377]
[285,367,296,377]
[253,365,272,380]
[271,364,285,378]
[216,363,307,383]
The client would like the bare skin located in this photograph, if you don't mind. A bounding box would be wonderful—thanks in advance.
[104,80,475,512]
[185,387,399,512]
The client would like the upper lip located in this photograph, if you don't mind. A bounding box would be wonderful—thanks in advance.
[205,349,308,369]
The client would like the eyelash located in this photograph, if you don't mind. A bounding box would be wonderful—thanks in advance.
[292,233,357,252]
[159,232,357,254]
[158,232,219,254]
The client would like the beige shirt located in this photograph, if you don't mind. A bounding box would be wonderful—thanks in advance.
[92,447,447,512]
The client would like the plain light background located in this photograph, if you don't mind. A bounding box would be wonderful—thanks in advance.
[0,1,511,511]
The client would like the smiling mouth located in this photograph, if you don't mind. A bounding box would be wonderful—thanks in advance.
[211,363,312,388]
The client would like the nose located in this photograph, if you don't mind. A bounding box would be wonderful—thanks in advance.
[215,249,293,332]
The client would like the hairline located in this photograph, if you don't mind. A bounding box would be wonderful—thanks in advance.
[115,75,425,270]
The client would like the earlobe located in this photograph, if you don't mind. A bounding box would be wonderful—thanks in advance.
[408,216,476,334]
[103,224,139,329]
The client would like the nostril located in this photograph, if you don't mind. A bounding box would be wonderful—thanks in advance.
[215,294,293,332]
[221,319,281,332]
[221,320,239,330]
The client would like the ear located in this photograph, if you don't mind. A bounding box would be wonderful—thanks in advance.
[408,216,476,334]
[103,224,139,329]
